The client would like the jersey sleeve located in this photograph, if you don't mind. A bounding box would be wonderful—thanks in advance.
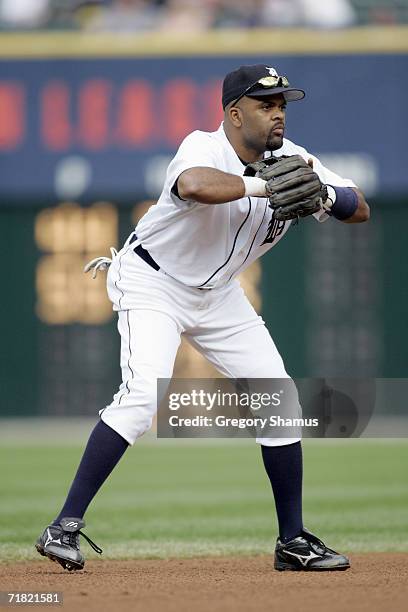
[307,152,356,189]
[165,131,220,203]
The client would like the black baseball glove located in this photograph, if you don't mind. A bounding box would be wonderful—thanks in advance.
[244,154,328,221]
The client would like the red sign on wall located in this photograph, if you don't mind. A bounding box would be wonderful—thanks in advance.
[0,77,223,152]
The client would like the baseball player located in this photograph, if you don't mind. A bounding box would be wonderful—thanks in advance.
[36,64,369,572]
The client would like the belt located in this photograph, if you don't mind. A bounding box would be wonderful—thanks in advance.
[129,234,212,289]
[129,234,160,271]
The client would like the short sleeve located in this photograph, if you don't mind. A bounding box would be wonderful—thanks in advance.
[165,130,220,199]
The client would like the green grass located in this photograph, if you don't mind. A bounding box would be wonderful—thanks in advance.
[1,440,407,561]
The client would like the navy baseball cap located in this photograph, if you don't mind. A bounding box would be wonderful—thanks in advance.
[222,64,305,109]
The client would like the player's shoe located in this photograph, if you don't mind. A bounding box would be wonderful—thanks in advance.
[35,517,102,571]
[274,528,350,571]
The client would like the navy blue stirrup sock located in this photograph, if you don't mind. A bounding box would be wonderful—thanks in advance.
[52,420,129,525]
[261,441,303,543]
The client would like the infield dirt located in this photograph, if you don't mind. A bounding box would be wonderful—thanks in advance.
[1,554,407,612]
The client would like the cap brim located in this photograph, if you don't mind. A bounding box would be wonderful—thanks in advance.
[247,87,305,102]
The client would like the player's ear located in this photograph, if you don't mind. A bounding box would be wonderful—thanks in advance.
[228,106,243,128]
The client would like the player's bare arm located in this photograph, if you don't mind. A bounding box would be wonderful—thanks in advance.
[342,188,370,223]
[177,167,247,204]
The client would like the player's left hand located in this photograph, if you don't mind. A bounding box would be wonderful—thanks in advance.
[244,154,327,221]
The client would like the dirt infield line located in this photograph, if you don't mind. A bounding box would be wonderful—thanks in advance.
[1,554,407,612]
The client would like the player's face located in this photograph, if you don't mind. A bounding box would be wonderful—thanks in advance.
[238,94,287,153]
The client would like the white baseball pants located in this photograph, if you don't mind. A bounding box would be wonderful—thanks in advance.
[100,243,301,447]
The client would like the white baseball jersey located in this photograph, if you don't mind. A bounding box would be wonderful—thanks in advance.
[100,123,358,446]
[135,122,356,289]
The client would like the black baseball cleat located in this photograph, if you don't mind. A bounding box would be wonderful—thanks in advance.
[35,517,102,571]
[274,528,350,571]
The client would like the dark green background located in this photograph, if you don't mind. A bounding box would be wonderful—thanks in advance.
[0,199,406,416]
